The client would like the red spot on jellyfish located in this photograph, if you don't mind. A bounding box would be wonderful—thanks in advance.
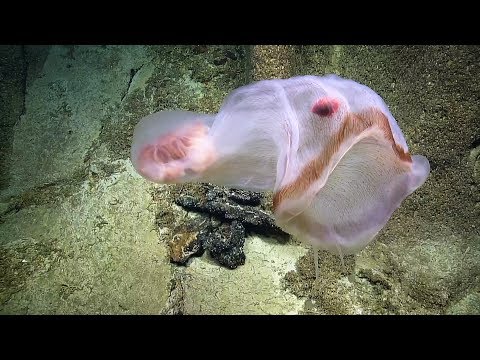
[312,97,340,117]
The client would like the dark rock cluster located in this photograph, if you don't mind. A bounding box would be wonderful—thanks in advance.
[198,221,246,269]
[176,187,286,238]
[168,184,289,269]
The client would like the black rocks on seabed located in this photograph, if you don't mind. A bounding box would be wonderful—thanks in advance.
[198,221,246,269]
[170,184,289,269]
[176,190,286,237]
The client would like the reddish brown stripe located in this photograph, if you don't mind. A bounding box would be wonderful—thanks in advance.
[272,108,412,211]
